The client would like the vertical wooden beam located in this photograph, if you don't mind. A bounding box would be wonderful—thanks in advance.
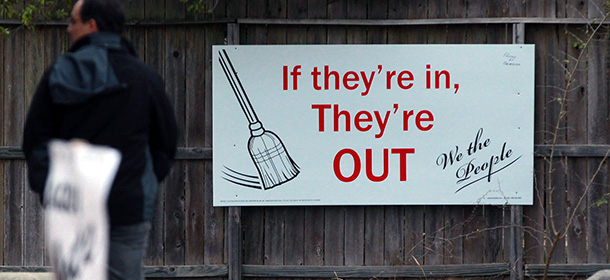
[4,26,26,267]
[509,22,524,280]
[226,23,242,280]
[586,23,609,265]
[143,0,166,267]
[23,26,45,268]
[185,25,206,266]
[201,25,226,280]
[164,1,187,271]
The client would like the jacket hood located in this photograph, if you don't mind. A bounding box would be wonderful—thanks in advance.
[48,32,129,104]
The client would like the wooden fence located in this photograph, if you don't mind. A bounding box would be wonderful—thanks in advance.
[1,0,610,279]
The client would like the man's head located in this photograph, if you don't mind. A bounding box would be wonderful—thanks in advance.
[67,0,125,44]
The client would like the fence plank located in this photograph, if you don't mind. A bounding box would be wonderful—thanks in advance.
[303,207,324,266]
[324,206,344,266]
[342,1,367,269]
[241,4,267,279]
[243,207,264,266]
[4,28,26,266]
[23,27,45,267]
[384,206,404,265]
[523,24,548,265]
[204,23,226,280]
[344,205,364,266]
[488,0,509,17]
[403,6,426,265]
[567,0,587,18]
[444,13,467,268]
[184,26,206,266]
[327,0,346,44]
[264,207,285,265]
[508,0,524,17]
[283,6,306,278]
[164,2,187,266]
[364,207,383,266]
[587,33,609,264]
[546,24,568,265]
[303,9,325,272]
[143,0,166,267]
[565,25,588,264]
[243,264,511,278]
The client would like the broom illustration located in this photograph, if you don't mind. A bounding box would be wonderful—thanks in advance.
[218,49,300,190]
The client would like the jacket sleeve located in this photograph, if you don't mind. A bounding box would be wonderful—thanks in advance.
[149,79,178,182]
[22,70,58,198]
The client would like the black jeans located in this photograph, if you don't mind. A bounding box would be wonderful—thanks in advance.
[108,221,151,280]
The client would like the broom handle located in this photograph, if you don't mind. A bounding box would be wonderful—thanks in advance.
[218,49,260,125]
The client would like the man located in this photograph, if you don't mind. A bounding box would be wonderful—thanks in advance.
[22,0,178,279]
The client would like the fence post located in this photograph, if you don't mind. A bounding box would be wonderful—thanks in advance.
[510,23,525,280]
[226,22,242,280]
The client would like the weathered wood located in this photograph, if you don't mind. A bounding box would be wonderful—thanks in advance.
[488,0,509,18]
[242,264,511,278]
[303,207,324,266]
[242,207,264,265]
[484,206,505,263]
[23,27,45,267]
[523,24,548,265]
[124,0,145,19]
[184,25,206,266]
[384,206,404,265]
[526,0,555,18]
[4,27,26,266]
[281,9,306,277]
[525,264,610,277]
[326,0,347,44]
[245,0,267,45]
[509,205,523,280]
[507,0,525,17]
[3,16,610,27]
[364,206,383,265]
[143,0,166,267]
[267,0,287,45]
[565,25,588,264]
[463,206,485,264]
[343,206,364,266]
[509,23,525,280]
[224,22,240,280]
[566,0,587,18]
[241,4,266,277]
[0,265,226,276]
[324,206,345,266]
[264,207,285,265]
[586,33,609,263]
[144,265,228,277]
[588,0,607,19]
[164,3,187,267]
[405,206,424,265]
[544,23,568,265]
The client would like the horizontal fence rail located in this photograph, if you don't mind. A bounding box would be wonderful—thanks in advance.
[3,264,610,278]
[2,17,610,27]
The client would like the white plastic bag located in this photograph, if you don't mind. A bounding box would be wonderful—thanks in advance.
[44,139,121,280]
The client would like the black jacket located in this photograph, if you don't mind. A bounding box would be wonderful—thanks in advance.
[23,32,178,226]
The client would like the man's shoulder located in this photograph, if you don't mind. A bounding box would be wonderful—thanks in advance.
[110,54,163,83]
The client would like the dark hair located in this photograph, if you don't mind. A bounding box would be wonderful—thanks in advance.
[79,0,126,34]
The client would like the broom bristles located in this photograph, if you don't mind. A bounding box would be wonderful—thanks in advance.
[248,130,300,190]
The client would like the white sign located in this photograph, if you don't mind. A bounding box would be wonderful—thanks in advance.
[45,140,121,280]
[213,45,534,206]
